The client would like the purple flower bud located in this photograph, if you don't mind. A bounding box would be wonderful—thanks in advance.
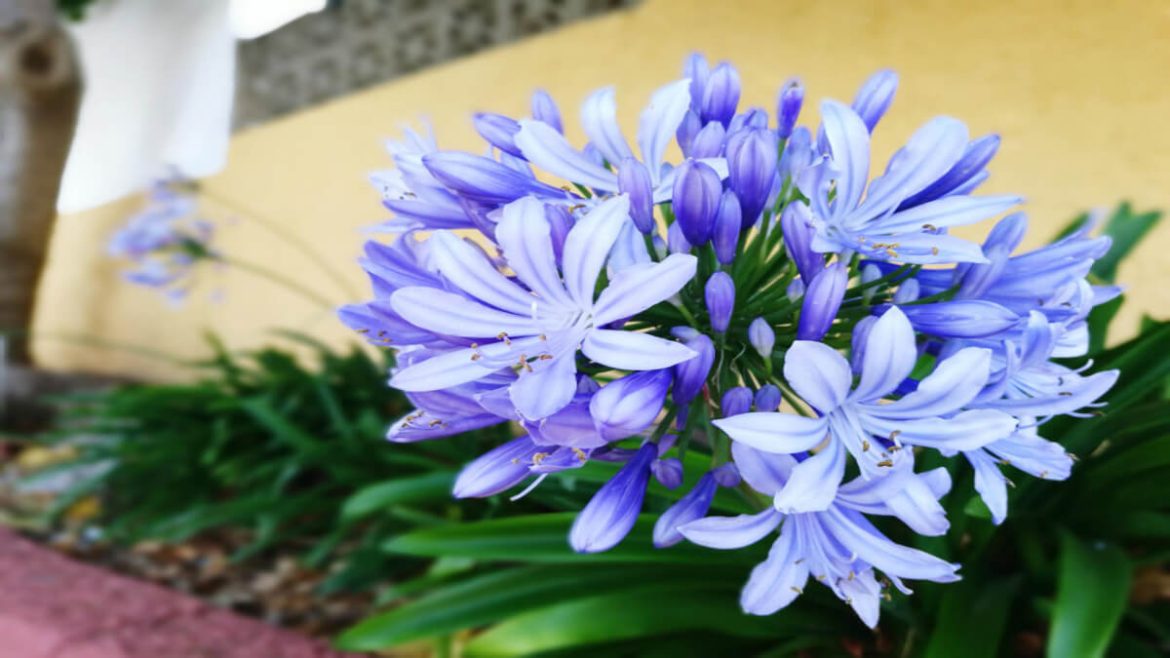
[897,300,1020,339]
[570,442,657,552]
[701,62,741,126]
[531,88,563,133]
[779,125,816,188]
[424,152,565,205]
[776,78,804,139]
[652,472,717,547]
[453,436,539,498]
[705,272,735,333]
[690,122,727,158]
[726,128,779,228]
[893,278,920,304]
[672,160,722,246]
[754,384,781,412]
[545,203,573,263]
[589,369,672,441]
[619,158,655,234]
[898,134,1001,209]
[676,110,702,156]
[721,386,753,418]
[682,52,710,111]
[667,220,692,254]
[797,262,847,340]
[781,202,824,282]
[712,463,741,487]
[472,112,522,157]
[652,235,667,259]
[652,457,684,490]
[673,333,715,405]
[851,69,898,133]
[748,317,775,359]
[860,263,882,304]
[712,191,742,265]
[786,276,805,301]
[729,108,770,132]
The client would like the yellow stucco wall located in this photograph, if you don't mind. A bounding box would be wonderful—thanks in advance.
[33,0,1170,379]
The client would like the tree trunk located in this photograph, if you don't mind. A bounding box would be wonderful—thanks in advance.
[1,2,84,429]
[0,2,82,364]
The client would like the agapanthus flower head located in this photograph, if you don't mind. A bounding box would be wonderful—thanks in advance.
[109,176,219,301]
[345,52,1118,626]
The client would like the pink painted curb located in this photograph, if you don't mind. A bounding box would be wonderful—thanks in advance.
[0,528,370,658]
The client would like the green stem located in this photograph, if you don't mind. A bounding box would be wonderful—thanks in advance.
[222,256,338,311]
[198,187,361,299]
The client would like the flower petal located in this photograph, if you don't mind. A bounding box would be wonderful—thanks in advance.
[740,523,810,616]
[678,509,782,549]
[495,198,575,307]
[509,353,579,420]
[852,306,917,402]
[967,449,1008,524]
[391,287,538,338]
[561,195,631,306]
[879,195,1022,233]
[582,329,697,370]
[653,473,719,548]
[857,116,969,218]
[514,119,618,191]
[878,347,992,418]
[638,79,693,177]
[731,442,797,495]
[429,231,535,314]
[865,408,1017,451]
[987,432,1073,481]
[593,254,698,325]
[453,437,540,498]
[819,100,870,216]
[581,86,634,166]
[987,370,1118,417]
[390,340,538,391]
[771,441,846,513]
[712,412,828,454]
[783,340,853,413]
[823,507,960,582]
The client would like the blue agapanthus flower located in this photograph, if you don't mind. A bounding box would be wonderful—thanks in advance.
[109,177,218,301]
[342,54,1119,627]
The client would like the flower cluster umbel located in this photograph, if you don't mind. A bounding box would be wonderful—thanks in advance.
[108,177,218,301]
[342,55,1119,627]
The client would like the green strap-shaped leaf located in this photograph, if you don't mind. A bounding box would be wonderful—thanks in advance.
[336,565,726,651]
[341,471,456,520]
[1091,203,1163,284]
[463,584,841,657]
[1047,534,1132,658]
[923,575,1020,658]
[383,512,764,565]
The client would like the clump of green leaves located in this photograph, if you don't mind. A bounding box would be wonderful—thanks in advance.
[35,335,509,591]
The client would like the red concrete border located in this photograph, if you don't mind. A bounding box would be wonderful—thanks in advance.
[0,528,369,658]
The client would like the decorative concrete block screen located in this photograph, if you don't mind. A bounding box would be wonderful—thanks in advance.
[234,0,637,127]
